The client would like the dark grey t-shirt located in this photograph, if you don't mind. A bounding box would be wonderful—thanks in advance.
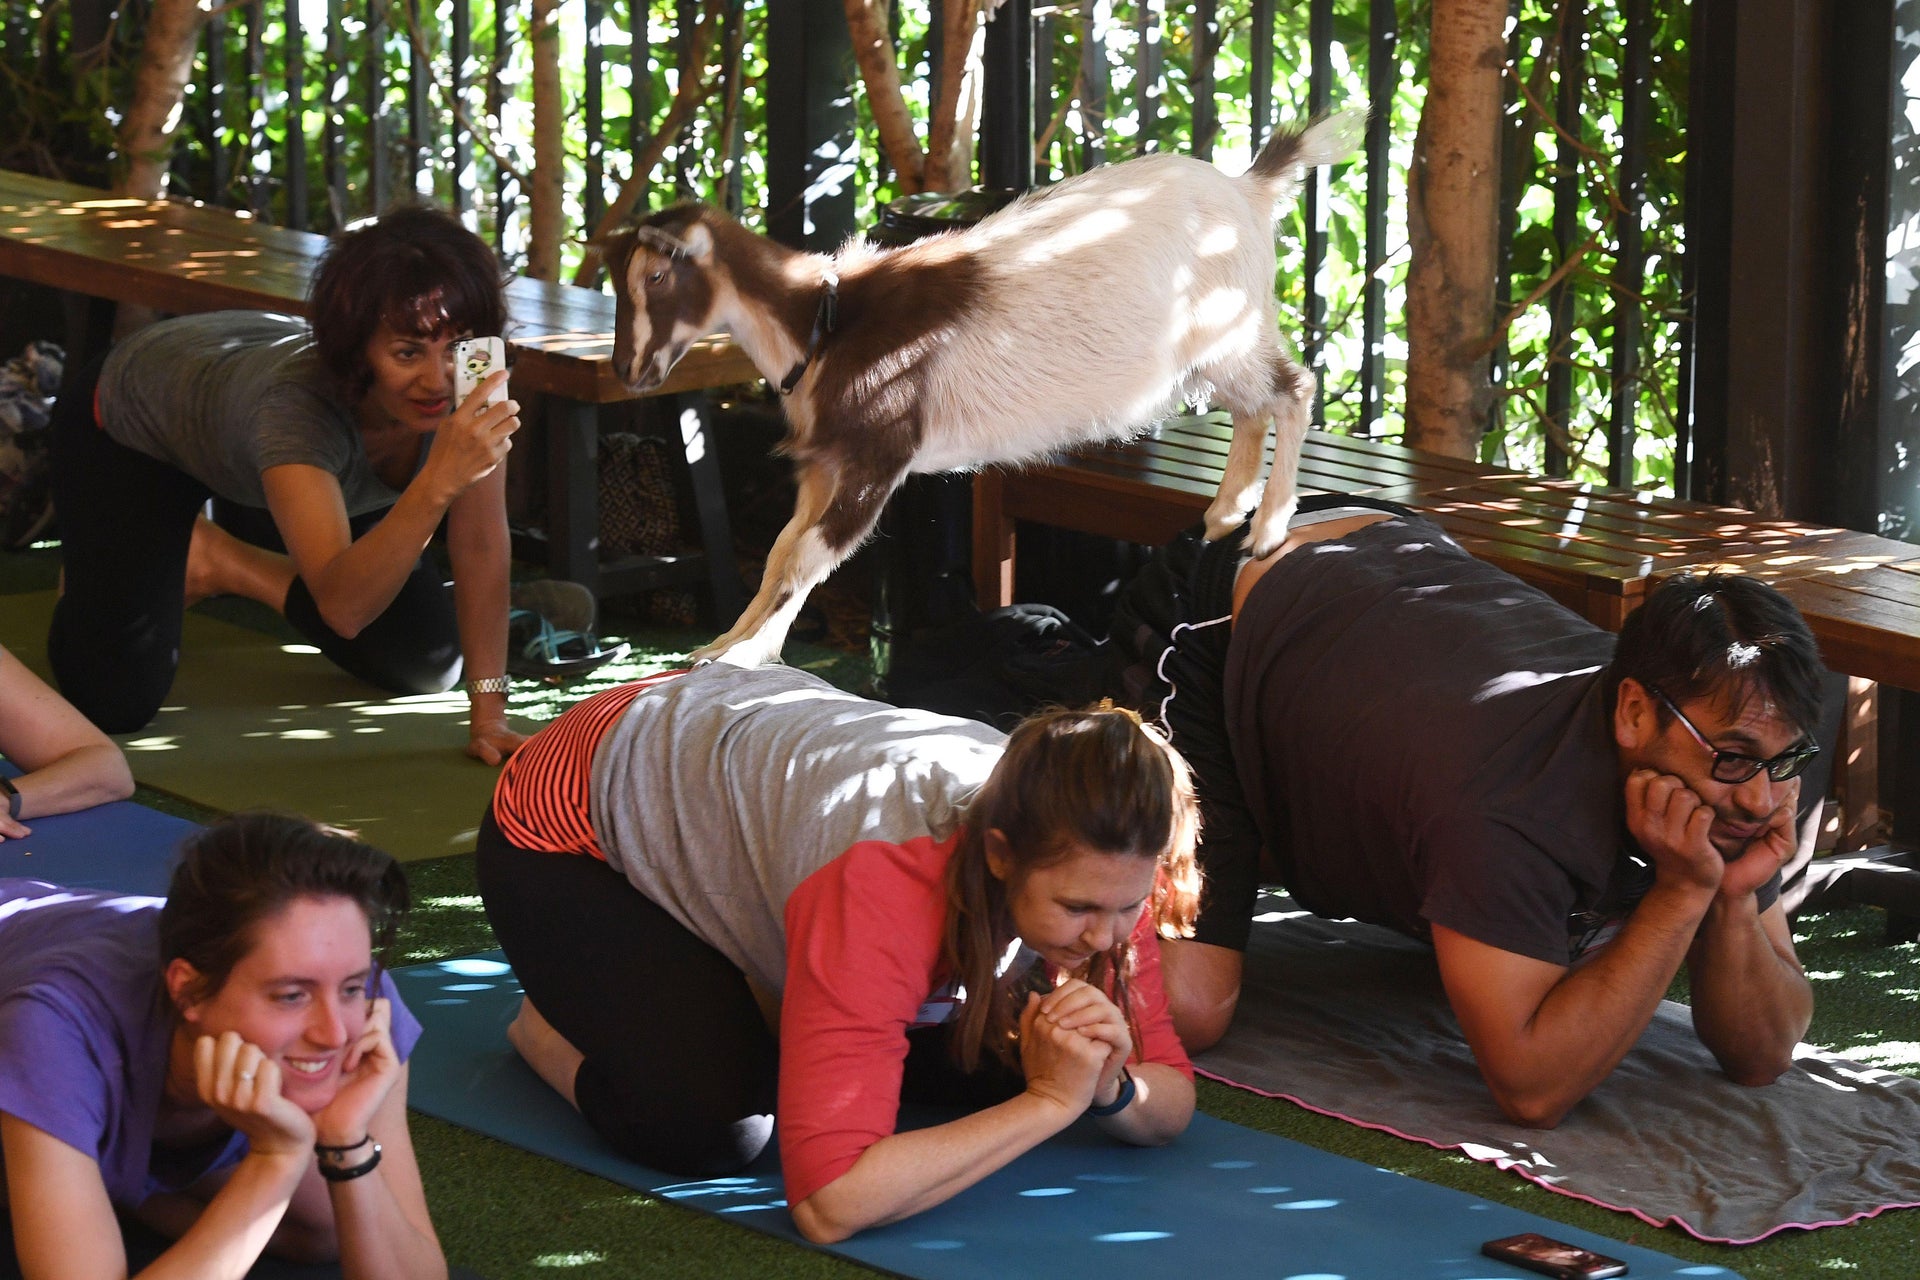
[1225,516,1707,967]
[97,311,402,515]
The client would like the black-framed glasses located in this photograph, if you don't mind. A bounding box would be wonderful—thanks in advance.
[1648,686,1819,784]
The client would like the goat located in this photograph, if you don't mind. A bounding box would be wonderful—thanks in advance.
[601,111,1365,668]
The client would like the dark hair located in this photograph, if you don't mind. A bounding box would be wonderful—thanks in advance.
[1604,572,1825,737]
[159,812,410,1007]
[307,204,508,401]
[942,705,1201,1073]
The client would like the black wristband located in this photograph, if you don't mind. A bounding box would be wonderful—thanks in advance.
[314,1134,373,1155]
[0,776,19,821]
[317,1142,382,1183]
[1087,1065,1136,1117]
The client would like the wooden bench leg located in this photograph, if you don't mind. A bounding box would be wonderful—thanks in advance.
[972,468,1015,610]
[1836,677,1884,851]
[670,392,746,626]
[545,398,601,595]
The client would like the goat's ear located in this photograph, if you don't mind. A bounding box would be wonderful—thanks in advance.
[595,226,636,273]
[680,220,714,264]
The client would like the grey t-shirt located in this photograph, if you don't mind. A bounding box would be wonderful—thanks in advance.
[97,311,402,515]
[590,663,1008,995]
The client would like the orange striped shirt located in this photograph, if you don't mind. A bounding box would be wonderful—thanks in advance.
[490,669,688,859]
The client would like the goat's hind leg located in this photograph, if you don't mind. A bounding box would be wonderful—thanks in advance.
[1202,408,1271,543]
[1244,354,1316,560]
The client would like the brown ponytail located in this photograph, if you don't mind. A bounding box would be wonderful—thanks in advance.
[941,705,1201,1072]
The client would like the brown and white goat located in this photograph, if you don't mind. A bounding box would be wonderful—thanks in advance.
[601,111,1364,667]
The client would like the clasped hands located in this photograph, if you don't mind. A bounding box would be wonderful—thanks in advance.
[1018,978,1133,1116]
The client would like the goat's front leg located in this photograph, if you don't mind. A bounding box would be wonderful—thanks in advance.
[1245,357,1317,560]
[694,457,904,668]
[695,464,842,667]
[1204,409,1271,542]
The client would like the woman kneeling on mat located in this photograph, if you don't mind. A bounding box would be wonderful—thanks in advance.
[478,663,1200,1243]
[47,205,524,764]
[0,813,447,1279]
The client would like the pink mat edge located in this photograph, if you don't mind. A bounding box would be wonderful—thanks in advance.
[1194,1064,1920,1246]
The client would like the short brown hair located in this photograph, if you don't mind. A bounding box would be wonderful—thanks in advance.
[307,205,508,401]
[159,812,410,1008]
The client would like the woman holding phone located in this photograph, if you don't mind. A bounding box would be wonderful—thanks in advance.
[478,663,1201,1242]
[46,205,524,763]
[0,812,447,1279]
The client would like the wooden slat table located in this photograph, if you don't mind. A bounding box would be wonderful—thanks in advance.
[973,413,1528,608]
[0,169,761,610]
[971,411,1920,692]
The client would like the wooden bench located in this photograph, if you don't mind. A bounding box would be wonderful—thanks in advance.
[974,412,1920,841]
[0,168,759,614]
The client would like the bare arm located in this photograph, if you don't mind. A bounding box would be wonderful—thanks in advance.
[1437,768,1812,1126]
[789,995,1107,1244]
[0,644,134,840]
[1433,880,1709,1128]
[297,1065,446,1280]
[261,376,518,641]
[442,464,523,766]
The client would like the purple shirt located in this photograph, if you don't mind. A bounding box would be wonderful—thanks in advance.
[0,879,422,1209]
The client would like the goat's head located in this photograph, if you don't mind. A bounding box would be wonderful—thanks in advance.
[599,206,721,392]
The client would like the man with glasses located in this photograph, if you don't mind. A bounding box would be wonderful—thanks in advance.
[1118,501,1831,1127]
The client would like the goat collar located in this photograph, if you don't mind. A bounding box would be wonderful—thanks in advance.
[779,268,838,395]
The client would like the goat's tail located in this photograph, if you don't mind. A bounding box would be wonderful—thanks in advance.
[1244,108,1367,204]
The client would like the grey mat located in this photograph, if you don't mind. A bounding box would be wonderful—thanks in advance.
[1193,893,1920,1244]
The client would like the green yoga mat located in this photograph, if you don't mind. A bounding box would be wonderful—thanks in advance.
[1,590,515,860]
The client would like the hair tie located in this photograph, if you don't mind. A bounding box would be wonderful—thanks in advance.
[1094,698,1144,727]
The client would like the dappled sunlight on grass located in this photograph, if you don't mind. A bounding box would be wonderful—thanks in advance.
[1793,906,1920,1075]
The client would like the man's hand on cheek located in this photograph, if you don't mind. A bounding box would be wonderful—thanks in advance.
[1624,769,1723,895]
[1718,778,1800,903]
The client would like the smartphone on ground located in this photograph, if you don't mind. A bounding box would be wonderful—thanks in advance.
[1480,1232,1628,1279]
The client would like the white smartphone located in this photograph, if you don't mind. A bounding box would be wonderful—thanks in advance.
[452,336,509,407]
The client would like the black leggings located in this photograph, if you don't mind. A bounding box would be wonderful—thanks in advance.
[46,357,460,733]
[474,809,1023,1178]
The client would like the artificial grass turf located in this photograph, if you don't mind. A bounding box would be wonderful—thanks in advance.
[391,847,1920,1280]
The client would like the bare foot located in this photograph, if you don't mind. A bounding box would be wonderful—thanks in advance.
[184,516,296,610]
[507,997,585,1108]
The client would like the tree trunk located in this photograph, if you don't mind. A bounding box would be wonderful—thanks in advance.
[924,1,982,191]
[527,0,566,280]
[117,0,210,199]
[572,0,726,286]
[1404,0,1506,458]
[844,1,927,193]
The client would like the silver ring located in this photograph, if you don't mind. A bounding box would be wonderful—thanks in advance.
[238,1071,256,1083]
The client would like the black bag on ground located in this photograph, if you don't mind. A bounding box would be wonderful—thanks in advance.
[886,604,1114,730]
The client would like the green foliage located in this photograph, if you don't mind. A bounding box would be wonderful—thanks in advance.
[1,0,1690,489]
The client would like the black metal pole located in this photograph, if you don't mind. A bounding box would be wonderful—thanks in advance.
[408,0,429,195]
[1358,0,1397,438]
[285,0,307,226]
[1135,0,1161,156]
[452,0,472,216]
[1545,1,1586,478]
[980,0,1033,191]
[1251,0,1273,153]
[325,0,346,228]
[1303,0,1333,421]
[1081,1,1109,172]
[586,0,605,229]
[1607,0,1650,490]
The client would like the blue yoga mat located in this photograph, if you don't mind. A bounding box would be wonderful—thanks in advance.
[394,953,1744,1280]
[0,764,193,896]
